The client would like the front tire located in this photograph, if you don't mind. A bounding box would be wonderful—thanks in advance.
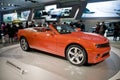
[66,45,87,66]
[20,37,30,51]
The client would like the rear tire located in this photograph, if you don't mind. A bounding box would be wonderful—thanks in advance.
[20,37,30,51]
[66,45,87,66]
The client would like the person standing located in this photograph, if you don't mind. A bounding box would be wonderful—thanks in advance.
[80,20,85,32]
[29,21,36,27]
[11,24,18,42]
[1,22,6,35]
[76,21,81,28]
[7,23,13,43]
[1,22,7,44]
[25,21,29,28]
[18,23,24,29]
[75,20,85,31]
[95,22,100,34]
[99,21,107,36]
[118,23,120,41]
[113,22,119,41]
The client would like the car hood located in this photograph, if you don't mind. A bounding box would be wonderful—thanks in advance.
[70,32,108,43]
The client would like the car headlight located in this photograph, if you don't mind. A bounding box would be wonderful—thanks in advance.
[96,42,110,48]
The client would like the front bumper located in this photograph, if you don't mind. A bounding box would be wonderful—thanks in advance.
[87,47,110,64]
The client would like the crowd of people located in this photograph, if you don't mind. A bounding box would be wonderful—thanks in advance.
[0,21,50,44]
[0,20,86,44]
[0,20,120,45]
[95,21,120,41]
[1,22,24,44]
[69,20,85,32]
[112,22,120,41]
[95,21,107,36]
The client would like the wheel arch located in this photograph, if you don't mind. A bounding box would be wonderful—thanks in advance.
[19,36,29,45]
[20,36,29,42]
[18,36,25,41]
[65,43,88,63]
[19,36,30,51]
[20,36,25,39]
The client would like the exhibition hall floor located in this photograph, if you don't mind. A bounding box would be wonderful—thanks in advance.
[0,37,120,80]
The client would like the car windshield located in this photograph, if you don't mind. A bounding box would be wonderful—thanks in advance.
[54,25,76,34]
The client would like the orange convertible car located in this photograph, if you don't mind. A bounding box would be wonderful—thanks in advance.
[18,24,110,66]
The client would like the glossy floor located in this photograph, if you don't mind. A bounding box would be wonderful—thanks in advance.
[0,37,120,80]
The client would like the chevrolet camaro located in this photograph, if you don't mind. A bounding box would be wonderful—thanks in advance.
[18,24,110,66]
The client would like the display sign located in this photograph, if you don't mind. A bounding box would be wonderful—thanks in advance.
[33,10,43,19]
[44,5,58,21]
[3,13,17,22]
[18,10,30,21]
[45,4,57,12]
[33,2,75,20]
[82,0,120,18]
[34,6,72,19]
[34,4,59,21]
[33,4,73,20]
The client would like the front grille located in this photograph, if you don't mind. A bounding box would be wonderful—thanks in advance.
[102,52,109,58]
[96,42,110,48]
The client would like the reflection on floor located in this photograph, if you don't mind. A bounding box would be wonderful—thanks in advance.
[0,44,120,80]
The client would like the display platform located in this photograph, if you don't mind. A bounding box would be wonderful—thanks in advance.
[0,44,120,80]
